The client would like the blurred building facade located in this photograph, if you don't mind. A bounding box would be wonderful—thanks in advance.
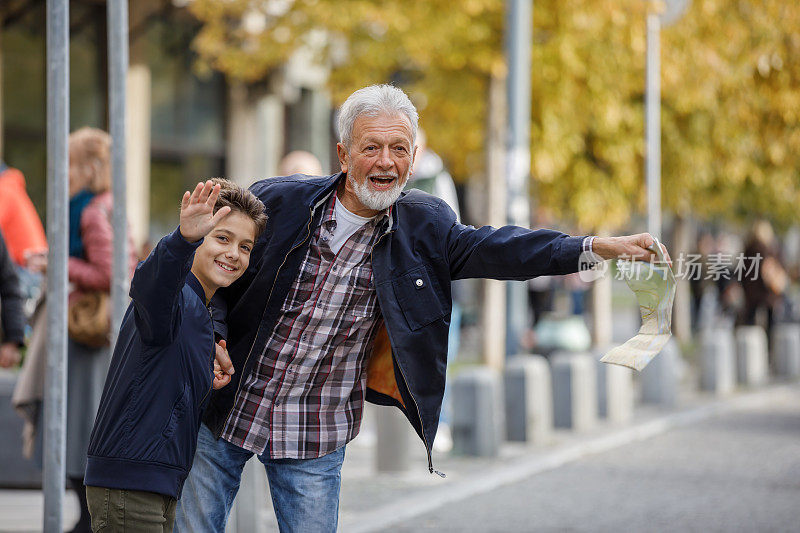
[0,0,337,252]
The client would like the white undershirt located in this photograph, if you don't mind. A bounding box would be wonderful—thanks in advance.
[329,197,373,254]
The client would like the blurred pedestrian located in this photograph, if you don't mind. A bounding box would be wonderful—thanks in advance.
[528,275,555,326]
[0,231,24,368]
[0,160,48,267]
[740,220,787,331]
[279,150,324,176]
[564,272,590,315]
[0,160,48,314]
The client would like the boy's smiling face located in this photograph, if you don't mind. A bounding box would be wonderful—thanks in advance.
[191,210,257,302]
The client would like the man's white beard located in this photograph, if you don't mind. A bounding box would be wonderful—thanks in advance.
[349,172,407,212]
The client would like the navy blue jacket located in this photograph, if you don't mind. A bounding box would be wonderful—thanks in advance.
[203,173,584,474]
[86,228,226,499]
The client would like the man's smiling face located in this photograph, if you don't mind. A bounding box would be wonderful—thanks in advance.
[336,113,416,217]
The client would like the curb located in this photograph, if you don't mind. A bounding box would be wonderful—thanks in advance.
[343,384,794,533]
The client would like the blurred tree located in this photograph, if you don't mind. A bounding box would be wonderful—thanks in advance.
[661,1,800,230]
[189,0,504,188]
[528,1,646,232]
[189,0,800,231]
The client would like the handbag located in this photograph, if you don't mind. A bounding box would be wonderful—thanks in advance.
[68,290,110,348]
[67,196,113,348]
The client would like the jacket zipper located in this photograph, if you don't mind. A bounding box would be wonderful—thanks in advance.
[198,304,216,407]
[217,205,316,437]
[371,230,446,479]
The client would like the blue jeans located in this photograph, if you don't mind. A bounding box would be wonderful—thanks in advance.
[175,424,345,533]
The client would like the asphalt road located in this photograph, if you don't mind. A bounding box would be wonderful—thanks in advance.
[391,386,800,533]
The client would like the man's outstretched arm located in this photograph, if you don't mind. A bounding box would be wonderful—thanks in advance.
[443,202,671,281]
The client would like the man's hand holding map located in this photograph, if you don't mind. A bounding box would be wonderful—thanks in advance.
[600,238,677,371]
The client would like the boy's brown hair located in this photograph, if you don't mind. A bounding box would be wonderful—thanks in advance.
[209,178,268,239]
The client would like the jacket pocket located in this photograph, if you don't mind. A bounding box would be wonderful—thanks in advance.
[392,266,446,330]
[161,386,188,439]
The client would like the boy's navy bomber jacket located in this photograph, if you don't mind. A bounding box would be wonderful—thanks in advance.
[85,227,226,499]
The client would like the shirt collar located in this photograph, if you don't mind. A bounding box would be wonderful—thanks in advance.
[322,191,391,231]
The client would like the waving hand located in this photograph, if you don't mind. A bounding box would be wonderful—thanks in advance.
[179,180,231,243]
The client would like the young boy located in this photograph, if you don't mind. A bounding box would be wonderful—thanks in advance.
[84,179,267,531]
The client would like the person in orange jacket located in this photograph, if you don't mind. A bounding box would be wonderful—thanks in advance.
[0,161,48,267]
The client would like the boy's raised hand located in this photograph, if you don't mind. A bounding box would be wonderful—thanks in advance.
[179,180,231,243]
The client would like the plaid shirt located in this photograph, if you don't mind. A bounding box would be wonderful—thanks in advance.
[221,194,387,458]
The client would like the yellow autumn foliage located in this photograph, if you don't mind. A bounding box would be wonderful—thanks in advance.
[189,0,800,231]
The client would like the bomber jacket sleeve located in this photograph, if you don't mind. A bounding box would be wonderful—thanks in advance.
[0,233,25,345]
[129,227,201,346]
[441,202,586,281]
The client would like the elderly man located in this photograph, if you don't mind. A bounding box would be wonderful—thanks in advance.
[176,84,668,532]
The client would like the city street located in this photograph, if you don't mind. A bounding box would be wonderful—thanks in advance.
[2,384,799,531]
[389,385,800,532]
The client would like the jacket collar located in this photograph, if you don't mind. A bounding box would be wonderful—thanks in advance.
[308,173,342,209]
[186,271,207,304]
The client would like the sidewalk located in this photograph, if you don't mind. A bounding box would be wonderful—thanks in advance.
[339,382,797,532]
[0,490,79,532]
[389,382,800,532]
[4,381,794,532]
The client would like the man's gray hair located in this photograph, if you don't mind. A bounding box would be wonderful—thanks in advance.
[337,84,419,149]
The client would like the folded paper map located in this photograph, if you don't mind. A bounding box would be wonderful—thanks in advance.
[600,239,676,371]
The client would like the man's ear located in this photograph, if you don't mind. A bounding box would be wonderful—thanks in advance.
[336,143,349,173]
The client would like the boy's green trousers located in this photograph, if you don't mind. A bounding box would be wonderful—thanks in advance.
[86,486,177,532]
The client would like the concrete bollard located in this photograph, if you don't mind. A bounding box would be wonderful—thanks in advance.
[640,338,681,407]
[452,367,504,457]
[227,457,273,533]
[594,350,633,424]
[700,328,736,395]
[735,326,769,386]
[375,405,412,472]
[551,352,597,431]
[504,355,552,444]
[771,323,800,378]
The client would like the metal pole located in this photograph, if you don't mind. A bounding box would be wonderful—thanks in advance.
[44,0,69,530]
[505,0,533,356]
[108,0,129,344]
[484,73,508,369]
[645,12,661,239]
